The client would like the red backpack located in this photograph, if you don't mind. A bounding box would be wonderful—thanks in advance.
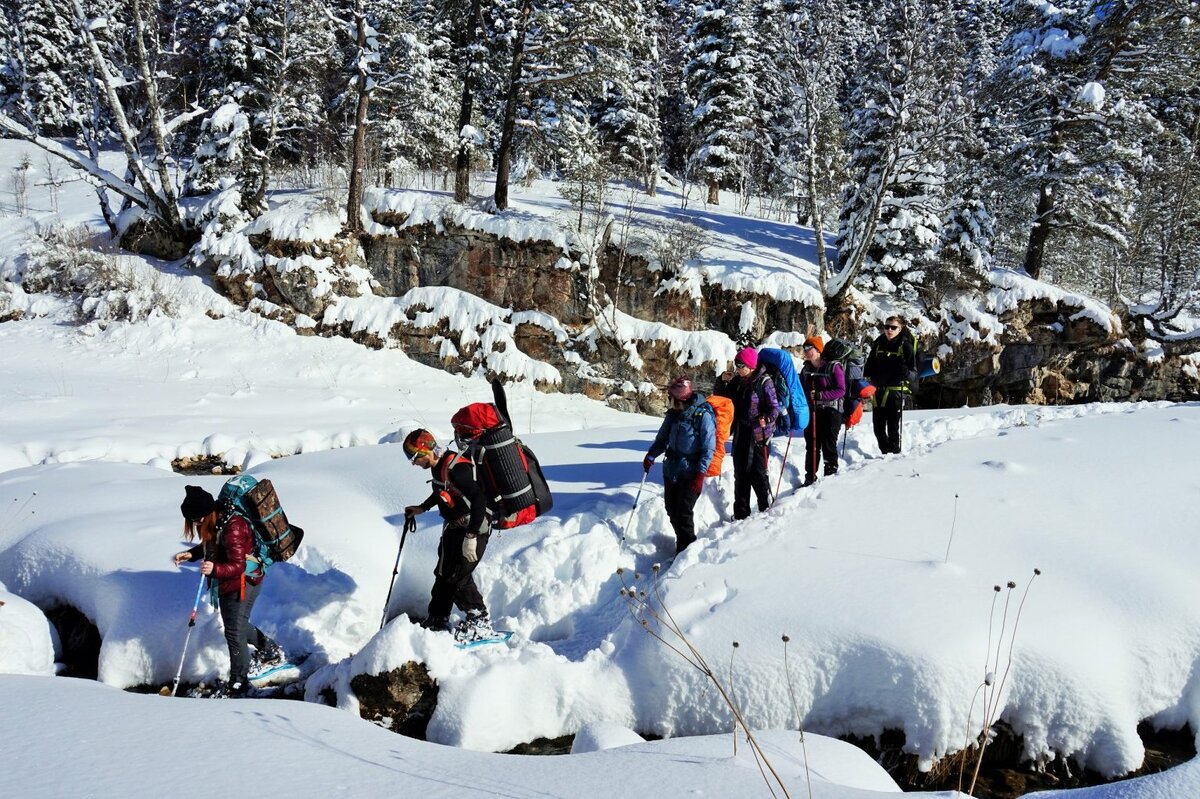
[449,403,553,529]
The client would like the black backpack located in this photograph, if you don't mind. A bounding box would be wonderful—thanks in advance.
[820,338,869,420]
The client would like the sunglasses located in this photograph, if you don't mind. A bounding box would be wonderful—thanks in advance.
[406,448,426,463]
[883,325,900,331]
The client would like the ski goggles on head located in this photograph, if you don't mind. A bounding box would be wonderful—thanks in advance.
[405,446,432,463]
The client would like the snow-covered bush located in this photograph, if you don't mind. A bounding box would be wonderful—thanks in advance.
[21,226,181,323]
[634,217,710,279]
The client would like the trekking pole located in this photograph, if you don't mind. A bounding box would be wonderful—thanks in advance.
[840,426,848,458]
[774,431,793,497]
[168,568,208,697]
[621,471,649,541]
[763,442,775,504]
[380,515,416,631]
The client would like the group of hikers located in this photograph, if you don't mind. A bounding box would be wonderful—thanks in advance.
[644,317,921,555]
[170,318,919,696]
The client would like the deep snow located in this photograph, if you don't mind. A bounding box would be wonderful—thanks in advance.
[1,139,1199,798]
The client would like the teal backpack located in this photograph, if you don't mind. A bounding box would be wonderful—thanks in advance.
[217,475,304,572]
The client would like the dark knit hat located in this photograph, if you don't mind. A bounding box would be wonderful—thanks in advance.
[180,485,217,521]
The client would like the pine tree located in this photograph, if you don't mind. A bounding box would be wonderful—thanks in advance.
[187,0,337,211]
[832,0,959,309]
[684,0,758,205]
[987,0,1159,282]
[16,0,77,134]
[657,0,694,180]
[936,0,1001,291]
[595,0,662,194]
[0,6,22,120]
[770,0,850,280]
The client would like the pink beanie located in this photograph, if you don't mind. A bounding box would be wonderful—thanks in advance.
[735,347,758,370]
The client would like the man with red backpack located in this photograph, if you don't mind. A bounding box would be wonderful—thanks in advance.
[643,377,717,554]
[403,429,495,642]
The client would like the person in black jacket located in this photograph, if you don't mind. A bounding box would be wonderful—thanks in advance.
[403,429,495,642]
[863,316,919,454]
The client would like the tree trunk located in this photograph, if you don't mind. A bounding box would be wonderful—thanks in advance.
[493,0,532,212]
[1023,182,1056,281]
[454,0,484,204]
[129,0,181,231]
[345,0,371,234]
[707,180,719,205]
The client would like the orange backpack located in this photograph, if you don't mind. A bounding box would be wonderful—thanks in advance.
[705,395,734,477]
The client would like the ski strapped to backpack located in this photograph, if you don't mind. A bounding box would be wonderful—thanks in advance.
[820,338,875,426]
[757,347,810,435]
[449,402,553,530]
[217,475,304,572]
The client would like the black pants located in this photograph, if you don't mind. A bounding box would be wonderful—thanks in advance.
[218,579,277,686]
[428,522,490,623]
[663,476,702,553]
[805,406,842,480]
[873,389,905,453]
[732,429,771,519]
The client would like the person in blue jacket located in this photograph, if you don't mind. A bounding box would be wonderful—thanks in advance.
[643,377,717,554]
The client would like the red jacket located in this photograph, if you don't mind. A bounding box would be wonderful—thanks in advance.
[187,515,262,597]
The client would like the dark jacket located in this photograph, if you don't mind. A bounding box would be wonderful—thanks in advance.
[186,515,261,597]
[648,393,717,482]
[865,330,919,390]
[420,451,490,535]
[715,369,779,443]
[801,360,846,408]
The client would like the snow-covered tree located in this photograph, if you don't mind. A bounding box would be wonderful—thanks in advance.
[987,0,1158,282]
[595,0,662,194]
[832,0,959,311]
[656,0,695,180]
[187,0,337,212]
[684,0,758,204]
[491,0,634,210]
[0,6,24,121]
[769,0,850,280]
[15,0,77,134]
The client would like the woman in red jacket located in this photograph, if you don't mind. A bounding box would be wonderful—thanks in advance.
[173,485,281,697]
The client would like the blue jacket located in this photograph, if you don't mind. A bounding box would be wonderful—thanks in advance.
[648,393,717,482]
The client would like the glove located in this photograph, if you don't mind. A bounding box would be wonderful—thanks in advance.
[462,534,478,563]
[689,473,704,494]
[643,455,654,473]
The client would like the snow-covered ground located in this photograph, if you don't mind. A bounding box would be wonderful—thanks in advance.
[2,140,1199,798]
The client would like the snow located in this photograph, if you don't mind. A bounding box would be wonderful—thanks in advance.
[2,139,1199,798]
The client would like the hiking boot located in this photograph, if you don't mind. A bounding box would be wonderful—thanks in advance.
[420,616,449,632]
[209,679,248,699]
[454,610,494,643]
[802,475,818,487]
[252,642,284,671]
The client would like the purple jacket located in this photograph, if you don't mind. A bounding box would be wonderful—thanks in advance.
[716,369,779,442]
[802,361,846,408]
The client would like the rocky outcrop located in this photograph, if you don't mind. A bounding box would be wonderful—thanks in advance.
[350,662,439,739]
[920,298,1199,407]
[220,206,1199,409]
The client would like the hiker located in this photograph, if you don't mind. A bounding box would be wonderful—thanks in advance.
[799,336,846,486]
[715,347,779,520]
[174,485,283,697]
[402,428,495,642]
[643,377,717,554]
[864,316,919,454]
